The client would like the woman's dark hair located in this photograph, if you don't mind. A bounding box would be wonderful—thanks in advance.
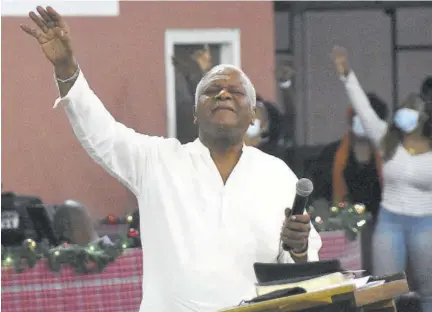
[366,92,389,120]
[381,93,430,161]
[255,94,283,143]
[262,101,282,142]
[421,76,432,138]
[347,93,388,124]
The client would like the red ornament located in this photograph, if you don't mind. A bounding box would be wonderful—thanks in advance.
[63,242,68,247]
[107,215,116,224]
[128,228,139,238]
[337,202,345,208]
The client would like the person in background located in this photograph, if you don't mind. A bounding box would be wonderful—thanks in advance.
[276,64,297,147]
[308,93,388,275]
[421,76,432,104]
[333,46,432,311]
[243,96,286,158]
[244,64,297,166]
[173,45,213,144]
[53,200,101,246]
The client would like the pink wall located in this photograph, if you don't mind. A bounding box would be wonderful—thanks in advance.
[1,1,275,218]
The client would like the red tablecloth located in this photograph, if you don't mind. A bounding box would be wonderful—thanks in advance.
[1,231,361,312]
[1,249,143,312]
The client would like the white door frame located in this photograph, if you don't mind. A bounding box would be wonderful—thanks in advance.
[164,28,241,138]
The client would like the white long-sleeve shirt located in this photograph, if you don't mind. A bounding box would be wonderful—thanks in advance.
[54,71,322,312]
[342,72,432,216]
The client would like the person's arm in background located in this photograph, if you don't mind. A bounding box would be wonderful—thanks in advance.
[277,64,296,145]
[332,46,387,146]
[172,45,213,102]
[21,6,178,197]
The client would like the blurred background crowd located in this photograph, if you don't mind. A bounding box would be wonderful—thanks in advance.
[2,1,432,311]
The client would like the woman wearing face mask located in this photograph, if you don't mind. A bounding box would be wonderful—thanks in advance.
[333,46,432,311]
[244,97,285,159]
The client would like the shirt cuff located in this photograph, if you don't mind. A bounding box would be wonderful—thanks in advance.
[339,70,355,83]
[279,80,292,89]
[53,69,88,109]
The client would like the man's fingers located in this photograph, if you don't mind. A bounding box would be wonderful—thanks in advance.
[289,214,310,224]
[20,24,41,39]
[46,6,67,28]
[29,11,48,33]
[332,46,347,60]
[36,6,53,24]
[283,221,310,233]
[281,228,309,240]
[281,238,305,251]
[284,207,292,219]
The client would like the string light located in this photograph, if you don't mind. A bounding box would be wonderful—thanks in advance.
[107,215,117,224]
[126,214,133,223]
[24,238,37,250]
[330,206,339,213]
[311,202,371,241]
[128,228,139,238]
[357,220,366,227]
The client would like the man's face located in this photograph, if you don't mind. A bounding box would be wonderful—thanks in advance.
[195,68,255,141]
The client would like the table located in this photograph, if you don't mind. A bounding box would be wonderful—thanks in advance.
[1,249,143,312]
[1,231,361,312]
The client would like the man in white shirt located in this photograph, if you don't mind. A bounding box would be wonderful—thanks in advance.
[21,6,322,311]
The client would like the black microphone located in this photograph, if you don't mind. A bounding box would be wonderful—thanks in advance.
[282,178,314,252]
[291,178,314,216]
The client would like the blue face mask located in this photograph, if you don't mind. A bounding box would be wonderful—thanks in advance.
[394,108,420,133]
[352,115,366,137]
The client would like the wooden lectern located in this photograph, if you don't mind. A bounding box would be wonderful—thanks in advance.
[220,279,409,312]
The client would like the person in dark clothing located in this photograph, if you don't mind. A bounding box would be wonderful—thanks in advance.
[308,92,388,274]
[421,76,432,105]
[172,45,213,144]
[243,95,286,158]
[309,93,388,214]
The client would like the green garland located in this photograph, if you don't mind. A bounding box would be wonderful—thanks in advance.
[1,237,133,274]
[309,201,372,241]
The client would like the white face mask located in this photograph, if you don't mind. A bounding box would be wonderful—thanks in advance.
[352,115,367,137]
[246,119,261,138]
[394,108,420,133]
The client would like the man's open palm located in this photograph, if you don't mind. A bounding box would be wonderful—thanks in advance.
[20,6,73,66]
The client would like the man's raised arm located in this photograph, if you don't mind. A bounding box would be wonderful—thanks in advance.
[21,6,176,195]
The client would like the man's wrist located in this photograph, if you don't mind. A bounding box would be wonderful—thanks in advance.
[291,242,308,255]
[289,245,308,263]
[55,58,79,80]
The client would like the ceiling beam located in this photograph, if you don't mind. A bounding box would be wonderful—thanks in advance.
[274,1,432,13]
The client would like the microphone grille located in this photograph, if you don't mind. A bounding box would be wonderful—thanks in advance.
[296,178,314,197]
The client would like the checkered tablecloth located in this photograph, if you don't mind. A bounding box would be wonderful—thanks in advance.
[1,249,143,312]
[1,231,361,312]
[319,230,362,270]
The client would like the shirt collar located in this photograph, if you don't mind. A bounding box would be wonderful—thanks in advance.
[191,138,247,156]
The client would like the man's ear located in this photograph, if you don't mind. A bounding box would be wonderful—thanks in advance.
[250,106,257,125]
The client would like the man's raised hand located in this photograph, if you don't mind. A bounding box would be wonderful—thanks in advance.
[20,6,76,73]
[331,46,350,77]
